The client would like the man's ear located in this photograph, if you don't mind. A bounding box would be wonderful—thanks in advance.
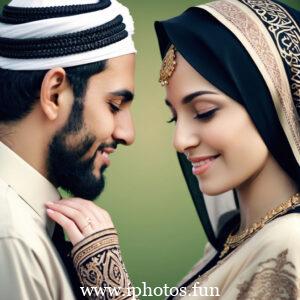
[40,67,70,121]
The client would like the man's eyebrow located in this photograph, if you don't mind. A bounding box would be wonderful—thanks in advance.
[109,90,134,103]
[182,91,217,104]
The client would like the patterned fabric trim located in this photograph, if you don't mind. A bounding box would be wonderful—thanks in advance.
[198,0,300,165]
[71,228,137,299]
[72,228,119,266]
[241,0,300,121]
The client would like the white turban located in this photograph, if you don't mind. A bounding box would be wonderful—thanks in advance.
[0,0,136,70]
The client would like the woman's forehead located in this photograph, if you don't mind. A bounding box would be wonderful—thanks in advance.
[171,53,219,88]
[166,53,223,104]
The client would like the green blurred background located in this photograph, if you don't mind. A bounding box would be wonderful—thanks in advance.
[1,0,299,299]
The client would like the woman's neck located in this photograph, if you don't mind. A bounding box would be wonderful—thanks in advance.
[236,154,298,234]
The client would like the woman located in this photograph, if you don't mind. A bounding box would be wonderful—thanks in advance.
[46,0,300,299]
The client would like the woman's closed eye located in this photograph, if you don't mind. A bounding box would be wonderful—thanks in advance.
[167,116,177,123]
[194,107,219,120]
[167,108,219,123]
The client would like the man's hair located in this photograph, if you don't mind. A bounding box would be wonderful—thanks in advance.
[0,60,107,122]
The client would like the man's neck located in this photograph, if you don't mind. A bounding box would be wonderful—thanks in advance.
[0,117,50,179]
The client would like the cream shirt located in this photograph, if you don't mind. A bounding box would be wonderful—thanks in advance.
[0,142,75,300]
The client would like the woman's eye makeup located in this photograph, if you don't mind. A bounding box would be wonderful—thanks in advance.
[167,116,177,123]
[194,107,219,120]
[167,107,219,123]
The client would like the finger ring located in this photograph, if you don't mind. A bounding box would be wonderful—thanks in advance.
[82,217,92,230]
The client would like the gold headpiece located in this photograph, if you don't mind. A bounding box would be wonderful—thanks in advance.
[159,44,177,86]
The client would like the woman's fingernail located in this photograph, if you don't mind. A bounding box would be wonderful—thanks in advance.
[46,208,55,214]
[45,201,54,206]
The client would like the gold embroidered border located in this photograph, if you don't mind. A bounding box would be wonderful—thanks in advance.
[197,0,300,164]
[71,227,117,255]
[73,235,119,267]
[241,0,300,109]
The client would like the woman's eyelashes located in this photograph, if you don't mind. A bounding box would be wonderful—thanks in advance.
[194,107,219,120]
[167,116,177,123]
[167,107,219,123]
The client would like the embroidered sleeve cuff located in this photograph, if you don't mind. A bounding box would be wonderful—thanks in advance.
[71,228,119,267]
[71,228,138,299]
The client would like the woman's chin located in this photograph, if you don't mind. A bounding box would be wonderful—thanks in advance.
[198,180,233,196]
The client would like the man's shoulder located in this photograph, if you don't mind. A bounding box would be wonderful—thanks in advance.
[0,178,46,246]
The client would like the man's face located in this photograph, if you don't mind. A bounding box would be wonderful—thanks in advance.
[47,54,135,200]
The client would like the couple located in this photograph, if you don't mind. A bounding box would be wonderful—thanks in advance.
[0,0,300,299]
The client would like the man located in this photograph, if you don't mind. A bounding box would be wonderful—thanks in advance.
[0,0,136,299]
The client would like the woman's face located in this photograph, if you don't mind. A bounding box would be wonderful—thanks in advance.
[165,52,269,195]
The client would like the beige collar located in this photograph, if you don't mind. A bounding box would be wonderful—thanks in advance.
[0,141,60,237]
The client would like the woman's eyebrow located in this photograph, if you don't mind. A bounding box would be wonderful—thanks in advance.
[165,90,217,107]
[182,90,217,104]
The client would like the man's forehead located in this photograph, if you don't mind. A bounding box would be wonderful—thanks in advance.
[105,53,136,69]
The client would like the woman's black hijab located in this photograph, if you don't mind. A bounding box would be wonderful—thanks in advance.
[155,0,300,251]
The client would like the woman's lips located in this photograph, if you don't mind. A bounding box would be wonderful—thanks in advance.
[189,154,220,176]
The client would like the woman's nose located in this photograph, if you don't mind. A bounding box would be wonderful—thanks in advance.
[173,120,199,153]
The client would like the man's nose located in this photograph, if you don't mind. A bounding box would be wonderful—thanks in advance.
[113,110,135,145]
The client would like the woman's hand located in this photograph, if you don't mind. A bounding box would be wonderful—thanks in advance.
[45,198,115,245]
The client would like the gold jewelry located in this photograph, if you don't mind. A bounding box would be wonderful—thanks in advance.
[82,217,92,230]
[159,44,177,86]
[220,192,300,258]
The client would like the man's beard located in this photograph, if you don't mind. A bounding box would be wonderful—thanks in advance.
[47,99,110,200]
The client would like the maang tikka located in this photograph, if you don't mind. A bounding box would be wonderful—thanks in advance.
[159,44,177,86]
